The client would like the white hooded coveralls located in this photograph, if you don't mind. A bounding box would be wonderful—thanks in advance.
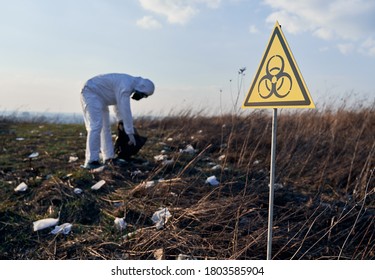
[80,73,154,165]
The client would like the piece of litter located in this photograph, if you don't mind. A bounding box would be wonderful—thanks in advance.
[91,165,106,173]
[211,164,222,170]
[33,217,59,231]
[91,180,106,190]
[151,208,172,230]
[177,254,195,260]
[269,183,284,190]
[74,188,83,194]
[179,144,196,154]
[130,170,143,177]
[167,138,173,142]
[68,156,79,163]
[28,152,39,158]
[253,160,260,165]
[218,155,226,161]
[114,217,127,230]
[145,181,156,188]
[206,175,220,186]
[50,223,72,235]
[16,137,25,141]
[154,154,167,162]
[14,182,28,192]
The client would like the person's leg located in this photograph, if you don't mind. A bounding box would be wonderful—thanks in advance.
[100,106,115,162]
[81,92,103,166]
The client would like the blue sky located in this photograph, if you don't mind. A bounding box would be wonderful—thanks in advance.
[0,0,374,116]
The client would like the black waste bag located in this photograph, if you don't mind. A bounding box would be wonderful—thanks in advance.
[114,123,147,160]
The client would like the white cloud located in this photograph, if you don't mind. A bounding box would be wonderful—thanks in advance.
[136,16,162,29]
[249,24,259,34]
[138,0,221,25]
[263,0,375,56]
[337,43,354,55]
[360,37,375,57]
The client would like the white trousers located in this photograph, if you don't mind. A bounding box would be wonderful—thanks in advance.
[81,91,114,165]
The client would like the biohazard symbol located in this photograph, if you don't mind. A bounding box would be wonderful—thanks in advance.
[258,55,292,99]
[242,21,315,109]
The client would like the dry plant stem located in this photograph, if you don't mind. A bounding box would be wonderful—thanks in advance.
[338,168,373,259]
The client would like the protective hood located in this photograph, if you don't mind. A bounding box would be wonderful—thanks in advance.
[134,78,155,96]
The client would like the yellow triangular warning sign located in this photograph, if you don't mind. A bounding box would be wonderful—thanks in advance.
[243,21,315,109]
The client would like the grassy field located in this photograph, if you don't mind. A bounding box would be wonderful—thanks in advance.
[0,105,374,260]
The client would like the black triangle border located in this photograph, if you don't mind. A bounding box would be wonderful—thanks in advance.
[244,26,312,107]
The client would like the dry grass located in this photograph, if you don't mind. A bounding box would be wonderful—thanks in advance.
[0,104,374,259]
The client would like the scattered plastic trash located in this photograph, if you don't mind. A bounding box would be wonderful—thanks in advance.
[130,170,143,177]
[253,160,260,165]
[218,155,226,161]
[151,208,172,230]
[211,164,222,170]
[269,183,284,190]
[114,217,127,230]
[91,180,106,190]
[91,165,106,173]
[50,223,72,235]
[154,154,167,162]
[179,144,196,154]
[145,181,156,188]
[177,254,196,260]
[74,188,83,194]
[14,182,28,192]
[68,156,79,163]
[206,175,220,186]
[167,138,173,142]
[33,217,59,231]
[16,137,25,141]
[28,152,39,158]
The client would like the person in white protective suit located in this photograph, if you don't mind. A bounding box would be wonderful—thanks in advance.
[80,73,155,169]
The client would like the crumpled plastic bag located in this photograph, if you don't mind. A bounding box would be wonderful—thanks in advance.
[151,208,171,230]
[14,182,28,192]
[74,188,83,194]
[179,144,196,154]
[68,156,78,163]
[50,223,72,235]
[114,217,127,230]
[33,218,59,231]
[28,152,39,158]
[206,175,220,186]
